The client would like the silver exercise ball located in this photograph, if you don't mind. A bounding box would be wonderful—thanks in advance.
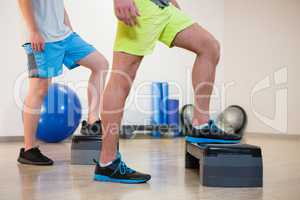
[216,105,247,134]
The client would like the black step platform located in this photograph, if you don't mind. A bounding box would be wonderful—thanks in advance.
[185,142,263,187]
[71,135,102,165]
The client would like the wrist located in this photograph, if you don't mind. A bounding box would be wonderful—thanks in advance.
[29,30,40,35]
[28,26,40,34]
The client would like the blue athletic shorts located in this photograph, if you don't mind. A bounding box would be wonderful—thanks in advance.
[22,32,96,78]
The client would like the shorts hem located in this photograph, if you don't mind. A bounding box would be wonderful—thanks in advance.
[166,21,195,48]
[113,47,153,56]
[66,47,97,69]
[29,71,62,79]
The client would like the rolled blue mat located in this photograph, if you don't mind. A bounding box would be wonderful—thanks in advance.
[161,82,169,125]
[151,82,163,137]
[167,99,180,137]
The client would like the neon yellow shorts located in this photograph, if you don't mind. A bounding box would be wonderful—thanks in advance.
[113,0,194,56]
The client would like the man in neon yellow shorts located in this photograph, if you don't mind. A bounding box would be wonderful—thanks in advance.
[94,0,221,184]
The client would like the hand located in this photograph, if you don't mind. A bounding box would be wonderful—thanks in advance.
[29,31,45,52]
[114,0,140,26]
[170,0,181,9]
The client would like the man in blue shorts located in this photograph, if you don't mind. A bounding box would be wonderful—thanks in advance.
[17,0,108,165]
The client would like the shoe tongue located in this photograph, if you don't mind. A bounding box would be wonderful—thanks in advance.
[107,157,121,169]
[208,120,215,126]
[113,156,121,164]
[32,147,41,153]
[24,147,41,155]
[26,147,39,152]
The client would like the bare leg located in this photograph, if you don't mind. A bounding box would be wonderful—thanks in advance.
[100,52,143,164]
[23,78,51,150]
[172,23,220,126]
[77,51,109,124]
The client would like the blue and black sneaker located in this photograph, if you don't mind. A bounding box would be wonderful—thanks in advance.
[94,155,151,184]
[186,120,241,144]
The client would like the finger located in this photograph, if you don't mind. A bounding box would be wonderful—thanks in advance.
[41,42,45,51]
[123,16,131,26]
[124,9,132,26]
[129,16,136,26]
[119,9,126,21]
[36,43,41,52]
[133,2,140,16]
[32,43,37,52]
[126,11,134,26]
[128,18,134,27]
[38,42,43,52]
[129,7,137,26]
[116,8,123,20]
[125,19,132,26]
[119,11,129,25]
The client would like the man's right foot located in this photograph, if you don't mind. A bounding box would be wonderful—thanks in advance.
[94,155,151,184]
[186,120,241,144]
[17,147,54,166]
[80,120,102,136]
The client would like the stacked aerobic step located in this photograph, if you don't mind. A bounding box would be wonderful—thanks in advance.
[151,82,180,137]
[184,105,263,187]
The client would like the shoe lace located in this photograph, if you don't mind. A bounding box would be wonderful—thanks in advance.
[118,161,135,175]
[209,120,234,134]
[32,147,42,154]
[32,147,48,159]
[209,120,220,133]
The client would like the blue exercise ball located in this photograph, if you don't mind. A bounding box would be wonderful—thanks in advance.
[36,83,82,143]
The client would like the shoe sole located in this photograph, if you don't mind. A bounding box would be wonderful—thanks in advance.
[185,136,241,144]
[94,174,150,184]
[17,157,53,166]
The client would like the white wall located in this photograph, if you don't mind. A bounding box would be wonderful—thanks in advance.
[3,0,299,137]
[0,0,224,136]
[223,0,300,134]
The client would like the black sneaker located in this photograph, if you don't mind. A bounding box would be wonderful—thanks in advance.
[186,120,241,144]
[80,120,102,136]
[17,147,54,166]
[94,155,151,184]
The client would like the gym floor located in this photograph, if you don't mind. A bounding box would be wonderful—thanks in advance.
[1,134,300,200]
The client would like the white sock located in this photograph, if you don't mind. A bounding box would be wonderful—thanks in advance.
[193,122,209,130]
[100,161,113,167]
[100,152,121,167]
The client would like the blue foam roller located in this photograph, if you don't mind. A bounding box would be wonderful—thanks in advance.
[161,82,169,124]
[151,82,163,125]
[151,82,163,137]
[167,99,180,137]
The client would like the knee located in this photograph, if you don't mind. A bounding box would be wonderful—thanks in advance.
[93,58,109,75]
[110,61,140,93]
[197,38,221,64]
[101,58,109,71]
[35,81,49,99]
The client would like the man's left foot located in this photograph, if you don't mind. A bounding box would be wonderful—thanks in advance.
[80,120,102,136]
[94,154,151,184]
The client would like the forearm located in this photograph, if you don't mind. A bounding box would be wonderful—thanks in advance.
[18,0,39,33]
[64,9,74,31]
[170,0,180,9]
